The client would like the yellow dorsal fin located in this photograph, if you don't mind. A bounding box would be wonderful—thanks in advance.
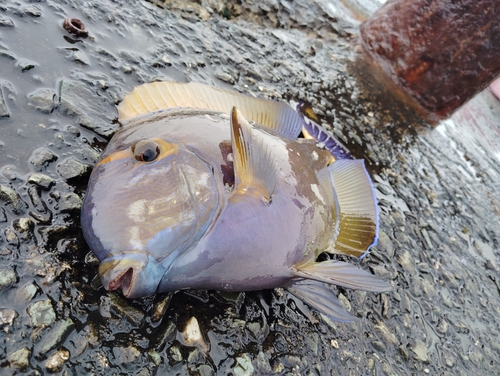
[118,81,302,140]
[230,107,277,202]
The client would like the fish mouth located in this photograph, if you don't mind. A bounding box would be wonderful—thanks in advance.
[98,253,165,299]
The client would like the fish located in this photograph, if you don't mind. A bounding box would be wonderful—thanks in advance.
[81,81,391,322]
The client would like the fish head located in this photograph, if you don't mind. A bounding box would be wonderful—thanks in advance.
[81,136,219,298]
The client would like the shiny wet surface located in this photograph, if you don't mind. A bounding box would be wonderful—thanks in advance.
[0,0,499,375]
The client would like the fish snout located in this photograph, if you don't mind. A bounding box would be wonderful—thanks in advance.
[98,253,165,299]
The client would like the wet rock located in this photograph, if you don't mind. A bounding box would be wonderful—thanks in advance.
[113,346,141,364]
[180,316,208,352]
[215,69,235,84]
[27,88,56,113]
[8,347,31,371]
[374,322,398,345]
[45,348,70,373]
[21,5,42,17]
[254,351,272,374]
[60,48,91,65]
[27,299,56,328]
[5,228,19,247]
[16,282,40,302]
[59,79,118,137]
[30,147,58,170]
[38,319,75,356]
[28,173,55,189]
[151,294,173,322]
[233,353,254,376]
[411,341,429,363]
[0,15,15,27]
[13,217,35,238]
[155,320,176,346]
[0,86,10,117]
[56,157,90,180]
[0,268,18,290]
[108,293,145,326]
[169,345,183,362]
[16,58,37,71]
[57,192,83,212]
[0,308,18,327]
[0,185,26,214]
[396,250,416,274]
[148,350,161,366]
[371,340,386,353]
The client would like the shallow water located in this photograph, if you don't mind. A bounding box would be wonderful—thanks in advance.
[0,0,499,375]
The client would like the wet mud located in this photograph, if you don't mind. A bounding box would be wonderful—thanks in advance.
[0,0,499,375]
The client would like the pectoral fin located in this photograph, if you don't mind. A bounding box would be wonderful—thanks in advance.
[287,279,357,322]
[230,107,278,202]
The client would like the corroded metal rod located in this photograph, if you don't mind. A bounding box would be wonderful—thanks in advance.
[360,0,500,119]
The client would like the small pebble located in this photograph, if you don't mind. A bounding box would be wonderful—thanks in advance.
[45,349,70,373]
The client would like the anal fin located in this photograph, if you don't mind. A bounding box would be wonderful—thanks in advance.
[294,260,392,292]
[287,280,357,322]
[230,107,278,202]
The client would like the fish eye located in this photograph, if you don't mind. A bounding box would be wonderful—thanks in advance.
[132,140,161,163]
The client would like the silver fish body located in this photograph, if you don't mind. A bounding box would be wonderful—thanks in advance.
[81,82,390,321]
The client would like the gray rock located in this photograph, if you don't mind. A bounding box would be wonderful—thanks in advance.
[112,346,141,364]
[45,348,70,373]
[4,228,19,247]
[29,147,58,170]
[0,86,10,117]
[0,185,26,214]
[27,299,56,328]
[108,293,145,326]
[56,157,90,180]
[8,347,31,371]
[0,15,15,27]
[148,350,161,366]
[28,173,54,190]
[411,341,429,363]
[57,192,83,212]
[197,364,215,376]
[215,69,235,84]
[16,282,40,302]
[27,88,56,113]
[0,308,18,326]
[59,79,118,137]
[22,5,42,17]
[169,345,182,362]
[0,268,18,290]
[233,353,254,376]
[16,58,37,71]
[38,318,75,356]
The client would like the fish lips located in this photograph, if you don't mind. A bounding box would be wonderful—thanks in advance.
[98,252,165,299]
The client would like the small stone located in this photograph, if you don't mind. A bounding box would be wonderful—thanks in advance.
[16,58,37,71]
[28,173,55,189]
[8,347,31,371]
[374,322,398,345]
[66,49,90,65]
[181,316,208,352]
[197,364,215,376]
[0,185,26,214]
[254,351,272,374]
[0,268,18,290]
[215,70,235,84]
[151,294,172,322]
[371,340,386,353]
[108,293,145,326]
[27,88,56,113]
[13,217,34,234]
[233,353,254,376]
[22,5,42,17]
[148,350,161,366]
[0,308,18,326]
[45,349,70,373]
[436,319,449,334]
[38,319,75,356]
[337,293,351,311]
[169,345,183,362]
[0,15,15,27]
[16,282,40,302]
[5,228,19,246]
[30,147,58,170]
[0,87,10,117]
[57,192,82,212]
[112,346,140,364]
[396,250,416,274]
[27,299,56,328]
[56,157,90,180]
[411,341,429,363]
